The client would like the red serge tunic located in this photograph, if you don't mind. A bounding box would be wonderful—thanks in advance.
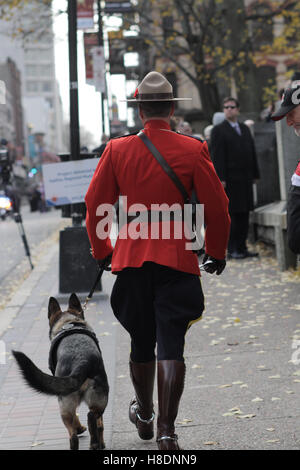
[85,120,230,275]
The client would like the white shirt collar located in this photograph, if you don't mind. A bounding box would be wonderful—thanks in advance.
[228,120,239,128]
[291,173,300,187]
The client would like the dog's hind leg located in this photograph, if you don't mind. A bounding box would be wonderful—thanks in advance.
[59,396,80,450]
[74,414,87,435]
[60,411,79,450]
[88,409,105,450]
[97,415,105,449]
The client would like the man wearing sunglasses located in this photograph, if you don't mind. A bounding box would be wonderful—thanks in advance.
[211,97,260,259]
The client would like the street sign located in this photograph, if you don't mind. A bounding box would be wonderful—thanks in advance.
[42,158,99,207]
[83,32,99,83]
[104,1,133,13]
[77,0,94,29]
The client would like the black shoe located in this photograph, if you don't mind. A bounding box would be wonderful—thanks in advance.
[243,250,259,258]
[228,251,247,259]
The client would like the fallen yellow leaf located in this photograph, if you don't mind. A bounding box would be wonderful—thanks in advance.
[237,414,256,419]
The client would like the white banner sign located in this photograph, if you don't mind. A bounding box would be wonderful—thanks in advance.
[42,158,99,206]
[92,46,106,93]
[77,0,94,29]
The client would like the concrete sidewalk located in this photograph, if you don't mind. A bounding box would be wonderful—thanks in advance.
[0,236,299,450]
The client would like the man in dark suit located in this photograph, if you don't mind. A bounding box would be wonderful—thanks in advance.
[211,97,260,259]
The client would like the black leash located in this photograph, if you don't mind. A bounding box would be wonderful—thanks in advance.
[83,261,109,311]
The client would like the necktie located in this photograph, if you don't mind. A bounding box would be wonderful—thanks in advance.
[234,123,241,136]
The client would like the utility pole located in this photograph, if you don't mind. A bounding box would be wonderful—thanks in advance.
[97,0,106,135]
[58,0,103,297]
[68,0,80,161]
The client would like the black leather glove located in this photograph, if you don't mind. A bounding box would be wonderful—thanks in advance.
[97,253,112,271]
[202,254,226,275]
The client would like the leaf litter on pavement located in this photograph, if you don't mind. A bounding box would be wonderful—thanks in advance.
[188,245,300,442]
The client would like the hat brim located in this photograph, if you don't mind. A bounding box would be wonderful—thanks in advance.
[120,97,192,102]
[271,104,298,121]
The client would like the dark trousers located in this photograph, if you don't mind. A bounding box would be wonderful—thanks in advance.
[110,262,204,362]
[228,212,249,254]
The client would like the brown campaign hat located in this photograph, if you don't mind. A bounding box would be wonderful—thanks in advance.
[122,71,192,102]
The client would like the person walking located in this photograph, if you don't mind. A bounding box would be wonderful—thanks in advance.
[210,97,260,259]
[85,71,230,450]
[271,82,300,254]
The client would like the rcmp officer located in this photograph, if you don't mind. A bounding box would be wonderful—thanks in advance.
[271,82,300,254]
[85,71,231,450]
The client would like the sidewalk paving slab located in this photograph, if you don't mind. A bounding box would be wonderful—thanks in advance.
[0,240,299,451]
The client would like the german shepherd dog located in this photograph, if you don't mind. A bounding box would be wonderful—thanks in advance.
[12,293,109,450]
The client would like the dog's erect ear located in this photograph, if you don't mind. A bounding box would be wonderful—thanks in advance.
[68,293,84,317]
[48,297,61,319]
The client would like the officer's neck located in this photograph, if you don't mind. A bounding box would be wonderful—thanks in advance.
[142,117,171,126]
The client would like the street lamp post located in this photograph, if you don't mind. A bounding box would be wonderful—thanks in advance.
[68,0,80,163]
[58,0,103,297]
[97,0,106,135]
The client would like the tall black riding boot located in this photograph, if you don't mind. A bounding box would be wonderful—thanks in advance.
[128,360,156,440]
[156,360,185,450]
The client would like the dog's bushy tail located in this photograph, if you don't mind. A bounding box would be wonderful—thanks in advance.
[12,351,86,396]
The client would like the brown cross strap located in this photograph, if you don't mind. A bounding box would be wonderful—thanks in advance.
[137,131,190,204]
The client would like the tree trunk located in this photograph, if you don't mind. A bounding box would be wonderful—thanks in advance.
[196,79,221,121]
[222,0,261,114]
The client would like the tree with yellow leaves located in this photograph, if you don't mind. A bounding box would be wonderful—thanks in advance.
[0,0,53,43]
[122,0,300,119]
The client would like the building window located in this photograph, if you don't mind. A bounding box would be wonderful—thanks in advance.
[39,64,52,77]
[25,64,38,76]
[26,81,39,92]
[45,97,53,108]
[25,48,53,61]
[42,81,52,92]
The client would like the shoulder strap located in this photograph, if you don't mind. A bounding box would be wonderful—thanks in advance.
[137,131,190,204]
[176,132,204,143]
[112,131,139,140]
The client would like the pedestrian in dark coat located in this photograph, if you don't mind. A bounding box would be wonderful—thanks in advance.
[287,180,300,254]
[271,83,300,254]
[210,97,260,258]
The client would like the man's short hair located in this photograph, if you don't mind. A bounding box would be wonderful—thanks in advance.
[223,97,240,108]
[138,101,173,118]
